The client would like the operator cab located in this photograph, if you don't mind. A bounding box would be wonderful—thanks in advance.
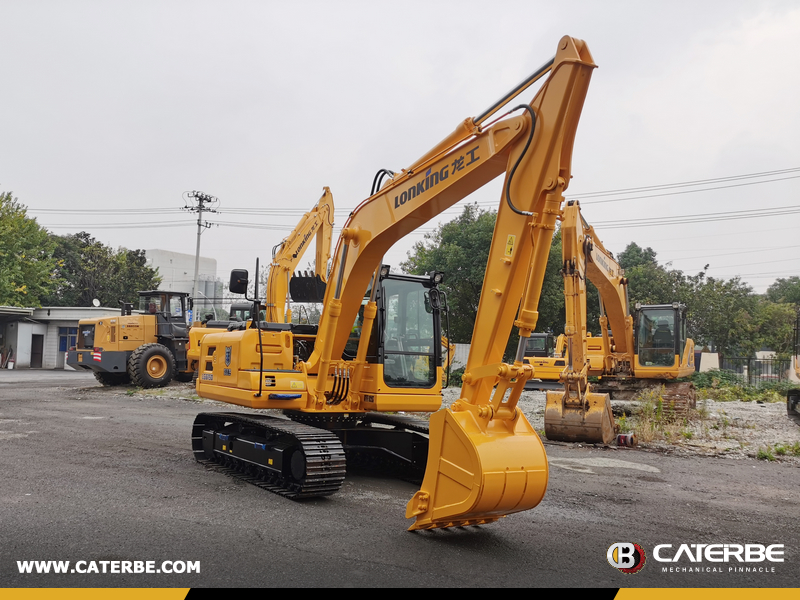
[634,303,688,368]
[343,267,447,389]
[226,265,448,390]
[524,332,555,358]
[138,290,191,338]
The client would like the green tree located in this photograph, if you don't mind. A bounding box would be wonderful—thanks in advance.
[401,204,495,344]
[42,232,161,307]
[685,275,756,356]
[400,203,568,358]
[765,276,800,307]
[618,242,658,270]
[618,242,694,307]
[748,299,796,359]
[0,192,57,306]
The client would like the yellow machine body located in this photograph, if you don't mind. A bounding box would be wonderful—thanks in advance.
[66,291,192,387]
[194,36,598,530]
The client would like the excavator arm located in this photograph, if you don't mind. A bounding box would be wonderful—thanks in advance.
[264,187,335,323]
[544,201,620,444]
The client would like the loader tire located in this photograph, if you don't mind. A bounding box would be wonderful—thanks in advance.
[94,371,131,386]
[128,343,175,388]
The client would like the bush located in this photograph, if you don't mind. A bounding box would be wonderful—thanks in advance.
[691,369,792,403]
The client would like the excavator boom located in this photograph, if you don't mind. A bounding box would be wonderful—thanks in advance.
[265,187,334,323]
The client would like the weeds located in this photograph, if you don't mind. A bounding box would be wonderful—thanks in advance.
[773,442,800,457]
[629,386,687,444]
[756,447,776,461]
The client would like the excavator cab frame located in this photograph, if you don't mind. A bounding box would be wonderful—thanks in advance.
[633,302,690,373]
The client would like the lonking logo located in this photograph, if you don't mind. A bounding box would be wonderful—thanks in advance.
[607,542,647,574]
[224,346,232,367]
[293,222,318,259]
[393,145,481,210]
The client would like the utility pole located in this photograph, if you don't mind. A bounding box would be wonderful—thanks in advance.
[183,191,219,323]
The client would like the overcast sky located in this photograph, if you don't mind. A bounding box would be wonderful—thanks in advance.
[2,0,799,298]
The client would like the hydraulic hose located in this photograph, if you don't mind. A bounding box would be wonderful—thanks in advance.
[505,104,537,217]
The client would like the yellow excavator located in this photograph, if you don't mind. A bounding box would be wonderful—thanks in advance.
[192,36,596,530]
[186,188,335,374]
[544,200,696,444]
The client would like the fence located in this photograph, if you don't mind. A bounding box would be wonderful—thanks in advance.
[719,357,791,387]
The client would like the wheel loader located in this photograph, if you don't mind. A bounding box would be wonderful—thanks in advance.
[191,36,597,530]
[66,290,193,387]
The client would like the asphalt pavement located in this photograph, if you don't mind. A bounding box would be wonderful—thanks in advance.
[1,369,798,588]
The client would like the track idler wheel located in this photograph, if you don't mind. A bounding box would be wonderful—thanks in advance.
[544,389,616,444]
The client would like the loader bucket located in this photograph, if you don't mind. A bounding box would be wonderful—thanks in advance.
[405,407,548,531]
[544,389,615,444]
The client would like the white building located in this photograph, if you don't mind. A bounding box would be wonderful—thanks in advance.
[145,249,222,321]
[1,305,118,369]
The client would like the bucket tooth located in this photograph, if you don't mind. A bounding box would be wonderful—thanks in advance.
[544,390,615,444]
[406,407,548,531]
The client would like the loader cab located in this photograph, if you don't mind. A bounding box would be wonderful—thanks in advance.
[634,303,688,368]
[229,302,264,322]
[138,291,190,339]
[343,267,445,389]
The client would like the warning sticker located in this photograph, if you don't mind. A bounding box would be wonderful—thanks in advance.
[505,235,516,257]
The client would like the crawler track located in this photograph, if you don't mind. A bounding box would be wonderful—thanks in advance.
[192,412,347,499]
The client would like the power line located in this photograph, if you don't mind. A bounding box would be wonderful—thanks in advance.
[568,166,800,199]
[579,174,800,205]
[45,222,194,230]
[593,204,800,229]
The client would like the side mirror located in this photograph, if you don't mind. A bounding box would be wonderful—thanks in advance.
[230,269,249,295]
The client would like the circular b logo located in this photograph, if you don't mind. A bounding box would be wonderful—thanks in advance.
[607,542,646,574]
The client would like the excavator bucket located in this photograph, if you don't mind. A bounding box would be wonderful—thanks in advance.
[406,407,548,531]
[544,389,616,444]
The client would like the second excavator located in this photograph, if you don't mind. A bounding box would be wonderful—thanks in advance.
[186,188,335,374]
[192,36,598,530]
[543,200,696,444]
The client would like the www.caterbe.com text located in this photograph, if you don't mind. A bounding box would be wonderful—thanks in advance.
[17,560,200,574]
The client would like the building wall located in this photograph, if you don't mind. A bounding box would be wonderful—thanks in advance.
[145,249,217,295]
[146,249,221,323]
[14,322,48,368]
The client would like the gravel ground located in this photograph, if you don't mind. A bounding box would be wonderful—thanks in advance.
[441,386,800,464]
[133,381,800,465]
